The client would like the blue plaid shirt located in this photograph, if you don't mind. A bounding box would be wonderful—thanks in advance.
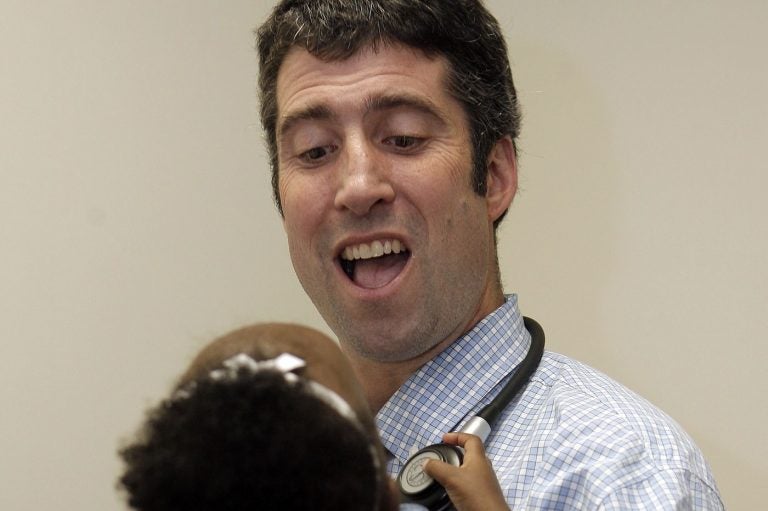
[379,295,723,510]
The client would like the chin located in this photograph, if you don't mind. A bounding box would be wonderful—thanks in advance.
[349,327,443,363]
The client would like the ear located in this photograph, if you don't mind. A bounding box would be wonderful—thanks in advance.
[485,135,518,223]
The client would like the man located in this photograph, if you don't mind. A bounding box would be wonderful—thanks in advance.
[118,323,508,511]
[256,1,723,508]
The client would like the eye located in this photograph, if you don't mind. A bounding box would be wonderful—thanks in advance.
[299,145,337,164]
[384,135,422,150]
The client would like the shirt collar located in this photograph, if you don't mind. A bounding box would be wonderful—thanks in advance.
[376,295,530,470]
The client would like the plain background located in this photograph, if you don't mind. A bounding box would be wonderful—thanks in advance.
[1,1,765,509]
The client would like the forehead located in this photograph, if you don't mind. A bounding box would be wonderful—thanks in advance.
[275,44,456,126]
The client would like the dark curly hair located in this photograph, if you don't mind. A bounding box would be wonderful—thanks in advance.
[256,0,520,228]
[118,370,381,511]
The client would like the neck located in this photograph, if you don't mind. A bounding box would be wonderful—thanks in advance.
[348,290,508,413]
[342,331,467,413]
[345,354,420,414]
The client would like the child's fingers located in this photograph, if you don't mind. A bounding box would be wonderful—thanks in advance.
[442,432,488,461]
[422,457,458,483]
[423,433,489,482]
[422,434,510,511]
[442,432,483,448]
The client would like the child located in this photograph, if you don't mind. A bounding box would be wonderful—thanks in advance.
[118,323,508,511]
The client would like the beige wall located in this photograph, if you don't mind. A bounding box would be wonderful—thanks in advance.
[0,1,763,509]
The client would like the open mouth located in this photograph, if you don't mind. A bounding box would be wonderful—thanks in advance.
[339,239,410,289]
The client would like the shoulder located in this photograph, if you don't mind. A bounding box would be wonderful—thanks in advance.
[533,352,702,468]
[488,352,723,509]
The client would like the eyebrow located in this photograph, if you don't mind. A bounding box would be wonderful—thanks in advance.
[364,93,448,125]
[277,93,449,138]
[278,104,336,139]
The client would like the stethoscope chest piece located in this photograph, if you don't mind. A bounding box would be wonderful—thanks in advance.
[398,444,463,510]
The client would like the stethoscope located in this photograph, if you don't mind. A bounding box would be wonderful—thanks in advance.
[397,317,545,510]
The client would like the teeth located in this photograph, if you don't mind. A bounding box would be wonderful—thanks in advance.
[341,239,407,261]
[371,240,383,257]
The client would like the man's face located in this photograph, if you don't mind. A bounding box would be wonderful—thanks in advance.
[275,45,509,363]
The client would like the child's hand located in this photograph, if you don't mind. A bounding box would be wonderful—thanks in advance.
[422,432,510,511]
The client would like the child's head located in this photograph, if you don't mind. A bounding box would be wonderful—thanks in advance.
[118,323,397,511]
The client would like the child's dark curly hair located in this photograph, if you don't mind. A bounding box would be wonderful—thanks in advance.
[118,370,380,511]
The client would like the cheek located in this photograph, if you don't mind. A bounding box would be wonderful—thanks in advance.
[280,186,313,260]
[280,173,326,230]
[282,209,320,269]
[430,183,490,253]
[417,159,477,221]
[279,174,337,274]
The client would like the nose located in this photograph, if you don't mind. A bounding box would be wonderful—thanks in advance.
[333,139,395,216]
